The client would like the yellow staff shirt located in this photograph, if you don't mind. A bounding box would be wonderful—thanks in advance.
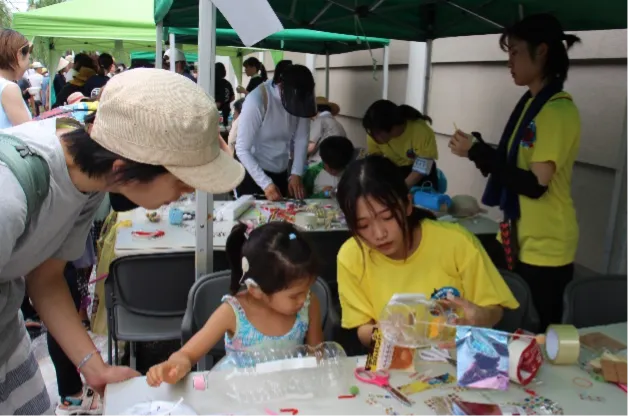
[505,91,580,267]
[337,220,519,329]
[367,119,438,167]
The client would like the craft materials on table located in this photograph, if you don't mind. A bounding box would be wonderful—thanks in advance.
[456,326,510,390]
[354,367,413,407]
[365,327,416,372]
[146,211,161,223]
[168,207,184,225]
[544,324,580,365]
[215,195,256,221]
[398,373,455,395]
[508,330,544,386]
[508,395,564,415]
[131,229,165,239]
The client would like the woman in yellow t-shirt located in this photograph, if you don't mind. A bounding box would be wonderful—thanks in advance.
[448,14,581,332]
[335,155,519,347]
[363,100,438,189]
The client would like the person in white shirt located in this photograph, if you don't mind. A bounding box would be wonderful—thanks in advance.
[27,61,44,116]
[307,96,347,165]
[235,64,316,201]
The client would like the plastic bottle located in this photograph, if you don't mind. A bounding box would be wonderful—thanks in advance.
[209,342,349,404]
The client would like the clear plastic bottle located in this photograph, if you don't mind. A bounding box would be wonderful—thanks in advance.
[209,342,348,404]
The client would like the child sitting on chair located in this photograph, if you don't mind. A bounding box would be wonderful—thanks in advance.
[303,136,360,198]
[146,222,324,386]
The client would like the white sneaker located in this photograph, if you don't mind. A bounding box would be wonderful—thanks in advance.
[55,387,103,416]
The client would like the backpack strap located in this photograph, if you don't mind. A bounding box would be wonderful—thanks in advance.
[259,82,268,122]
[0,134,51,234]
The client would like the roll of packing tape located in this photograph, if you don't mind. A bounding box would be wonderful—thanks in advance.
[545,324,580,365]
[295,212,317,229]
[509,338,542,385]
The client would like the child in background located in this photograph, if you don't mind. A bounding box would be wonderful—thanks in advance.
[335,156,519,347]
[303,136,358,198]
[146,222,324,386]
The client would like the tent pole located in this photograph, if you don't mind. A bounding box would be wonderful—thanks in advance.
[422,40,433,115]
[195,0,217,282]
[325,51,330,99]
[169,33,176,72]
[48,39,53,110]
[603,81,632,274]
[155,22,163,69]
[382,45,389,99]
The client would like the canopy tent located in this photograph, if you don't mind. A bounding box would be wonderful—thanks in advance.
[155,0,628,42]
[167,27,390,55]
[13,0,157,52]
[164,26,390,96]
[158,0,628,280]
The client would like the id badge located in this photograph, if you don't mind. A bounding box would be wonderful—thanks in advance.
[412,157,434,175]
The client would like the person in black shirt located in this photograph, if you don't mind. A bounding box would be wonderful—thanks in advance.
[236,57,267,95]
[54,53,97,108]
[214,62,235,129]
[83,53,114,98]
[54,56,70,96]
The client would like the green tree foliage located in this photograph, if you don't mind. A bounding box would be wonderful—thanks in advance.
[0,0,12,29]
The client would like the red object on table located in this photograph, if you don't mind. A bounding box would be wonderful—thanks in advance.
[510,329,543,386]
[279,408,298,415]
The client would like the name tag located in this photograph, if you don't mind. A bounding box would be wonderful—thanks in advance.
[412,157,434,175]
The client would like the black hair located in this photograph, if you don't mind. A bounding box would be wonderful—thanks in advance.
[215,62,227,79]
[500,13,580,83]
[273,59,293,84]
[233,97,245,115]
[279,64,315,91]
[317,104,332,113]
[73,52,97,72]
[319,136,354,171]
[362,100,432,138]
[62,115,168,184]
[337,155,435,254]
[97,53,114,77]
[243,57,267,80]
[226,221,319,295]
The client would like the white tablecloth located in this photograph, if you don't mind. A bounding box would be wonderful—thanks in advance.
[114,201,499,258]
[104,323,627,415]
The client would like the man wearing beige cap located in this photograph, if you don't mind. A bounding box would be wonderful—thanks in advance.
[0,68,244,414]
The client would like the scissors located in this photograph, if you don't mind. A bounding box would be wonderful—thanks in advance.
[354,368,413,407]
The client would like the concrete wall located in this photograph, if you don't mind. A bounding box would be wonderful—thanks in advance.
[239,31,627,273]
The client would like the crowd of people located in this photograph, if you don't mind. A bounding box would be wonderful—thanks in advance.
[0,12,583,416]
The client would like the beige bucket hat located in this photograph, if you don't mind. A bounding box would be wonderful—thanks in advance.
[91,68,245,193]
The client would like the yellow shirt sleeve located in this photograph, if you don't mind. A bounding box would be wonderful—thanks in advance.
[412,120,439,160]
[457,232,520,310]
[367,135,382,156]
[530,99,579,169]
[337,243,375,329]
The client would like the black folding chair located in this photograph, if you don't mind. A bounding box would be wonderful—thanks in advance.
[494,269,540,333]
[105,252,196,368]
[562,275,627,328]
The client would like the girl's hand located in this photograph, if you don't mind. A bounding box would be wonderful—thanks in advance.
[146,353,192,387]
[438,294,498,327]
[448,130,474,158]
[236,86,247,94]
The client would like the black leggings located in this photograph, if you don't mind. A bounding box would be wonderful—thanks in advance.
[485,240,574,333]
[49,263,84,398]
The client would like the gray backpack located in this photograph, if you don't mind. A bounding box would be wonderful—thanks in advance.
[0,134,50,233]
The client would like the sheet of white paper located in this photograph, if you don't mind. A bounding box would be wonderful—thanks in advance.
[211,0,284,47]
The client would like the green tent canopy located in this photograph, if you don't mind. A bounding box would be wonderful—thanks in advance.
[168,27,389,55]
[14,0,157,51]
[155,0,627,42]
